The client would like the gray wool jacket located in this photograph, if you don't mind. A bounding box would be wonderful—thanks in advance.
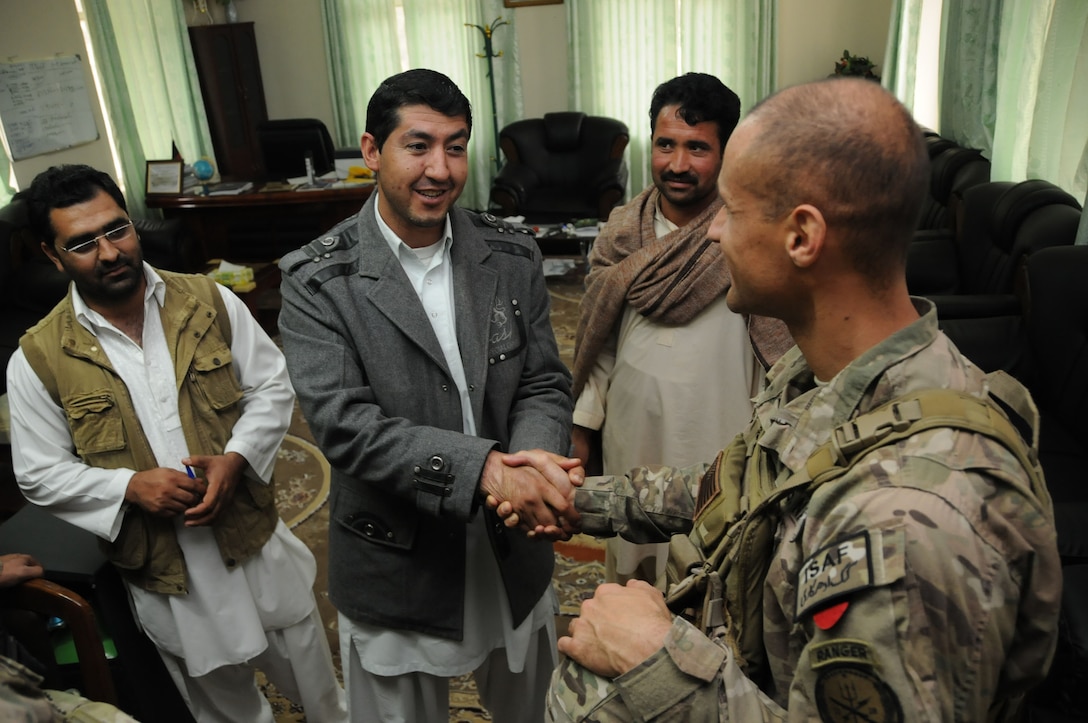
[278,194,573,640]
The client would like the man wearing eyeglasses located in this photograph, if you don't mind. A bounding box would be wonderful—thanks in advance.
[4,165,347,723]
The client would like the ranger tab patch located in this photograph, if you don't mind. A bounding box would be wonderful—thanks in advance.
[796,531,875,620]
[810,639,877,670]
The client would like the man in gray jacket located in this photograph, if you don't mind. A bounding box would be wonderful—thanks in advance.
[278,69,578,722]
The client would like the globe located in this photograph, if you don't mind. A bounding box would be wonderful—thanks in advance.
[192,158,215,181]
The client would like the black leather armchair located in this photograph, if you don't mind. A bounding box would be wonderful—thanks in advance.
[490,112,629,223]
[1021,245,1088,721]
[906,179,1082,373]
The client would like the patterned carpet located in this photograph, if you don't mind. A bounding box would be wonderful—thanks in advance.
[261,260,603,721]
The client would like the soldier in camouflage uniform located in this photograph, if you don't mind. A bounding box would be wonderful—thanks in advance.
[501,78,1061,721]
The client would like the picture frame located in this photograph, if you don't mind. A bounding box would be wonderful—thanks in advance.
[145,160,183,195]
[503,0,562,7]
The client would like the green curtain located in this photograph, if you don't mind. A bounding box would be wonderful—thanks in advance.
[322,0,519,211]
[321,0,402,149]
[83,0,213,216]
[567,0,775,197]
[887,0,1087,200]
[103,0,212,164]
[0,145,14,207]
[939,0,1002,151]
[83,0,148,215]
[991,0,1087,199]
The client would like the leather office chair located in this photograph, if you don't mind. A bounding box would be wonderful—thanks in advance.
[257,118,336,180]
[907,179,1082,373]
[1020,245,1088,721]
[0,578,118,706]
[916,145,991,234]
[490,112,629,223]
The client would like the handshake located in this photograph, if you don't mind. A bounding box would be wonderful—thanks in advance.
[478,449,586,541]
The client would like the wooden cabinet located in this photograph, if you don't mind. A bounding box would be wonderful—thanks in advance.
[189,23,267,179]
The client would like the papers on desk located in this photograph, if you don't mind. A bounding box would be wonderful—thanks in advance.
[259,181,299,193]
[207,260,256,292]
[206,181,253,196]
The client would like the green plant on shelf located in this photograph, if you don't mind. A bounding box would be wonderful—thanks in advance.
[833,49,880,81]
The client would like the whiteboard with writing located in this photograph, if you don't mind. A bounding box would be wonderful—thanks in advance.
[0,55,100,160]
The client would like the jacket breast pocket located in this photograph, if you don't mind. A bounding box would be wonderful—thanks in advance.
[487,296,527,365]
[63,390,125,456]
[189,345,243,411]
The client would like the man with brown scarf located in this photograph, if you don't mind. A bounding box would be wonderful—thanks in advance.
[571,74,791,585]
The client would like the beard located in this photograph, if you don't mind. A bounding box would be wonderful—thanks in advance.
[75,252,144,305]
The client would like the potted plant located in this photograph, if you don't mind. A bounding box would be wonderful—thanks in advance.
[833,50,880,81]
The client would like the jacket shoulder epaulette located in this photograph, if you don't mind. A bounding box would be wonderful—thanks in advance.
[470,211,537,259]
[280,216,360,294]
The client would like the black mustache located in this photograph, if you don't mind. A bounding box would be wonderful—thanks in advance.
[660,172,698,184]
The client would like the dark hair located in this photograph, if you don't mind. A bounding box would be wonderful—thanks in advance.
[743,78,928,284]
[365,69,472,150]
[649,73,741,151]
[18,164,127,247]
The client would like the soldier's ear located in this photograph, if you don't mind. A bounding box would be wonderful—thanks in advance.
[783,204,825,269]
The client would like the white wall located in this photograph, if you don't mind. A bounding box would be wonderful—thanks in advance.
[2,0,892,188]
[777,0,893,89]
[0,0,114,191]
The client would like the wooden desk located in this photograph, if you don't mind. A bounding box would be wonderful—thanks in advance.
[147,184,374,262]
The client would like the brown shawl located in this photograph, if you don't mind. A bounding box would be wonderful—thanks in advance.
[572,186,793,398]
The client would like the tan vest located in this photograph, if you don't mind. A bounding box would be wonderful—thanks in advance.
[19,271,278,594]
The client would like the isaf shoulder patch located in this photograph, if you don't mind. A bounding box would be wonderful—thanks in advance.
[796,531,875,620]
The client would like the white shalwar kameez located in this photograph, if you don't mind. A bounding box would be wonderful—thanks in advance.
[574,207,764,585]
[6,266,346,723]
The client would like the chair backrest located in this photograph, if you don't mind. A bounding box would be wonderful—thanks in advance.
[1024,244,1088,441]
[257,118,336,180]
[956,179,1082,295]
[499,112,629,191]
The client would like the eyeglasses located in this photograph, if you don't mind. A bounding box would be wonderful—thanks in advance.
[61,222,135,255]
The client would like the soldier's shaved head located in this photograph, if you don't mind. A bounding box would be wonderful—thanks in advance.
[734,79,928,286]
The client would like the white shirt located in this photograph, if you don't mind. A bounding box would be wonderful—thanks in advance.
[6,265,315,677]
[338,200,555,677]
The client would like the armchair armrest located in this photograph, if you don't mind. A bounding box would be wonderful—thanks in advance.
[0,578,118,705]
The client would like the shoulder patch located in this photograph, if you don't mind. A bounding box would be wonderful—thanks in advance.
[796,527,906,622]
[810,639,878,670]
[796,531,874,620]
[815,666,903,723]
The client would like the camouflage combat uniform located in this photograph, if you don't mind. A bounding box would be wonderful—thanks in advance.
[549,299,1061,722]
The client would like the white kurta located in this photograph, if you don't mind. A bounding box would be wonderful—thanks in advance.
[573,208,763,582]
[338,201,556,678]
[6,266,314,677]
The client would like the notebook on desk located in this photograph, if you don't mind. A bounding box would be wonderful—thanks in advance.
[0,504,107,585]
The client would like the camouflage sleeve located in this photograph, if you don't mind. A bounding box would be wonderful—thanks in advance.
[574,463,707,542]
[616,618,787,721]
[549,618,788,721]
